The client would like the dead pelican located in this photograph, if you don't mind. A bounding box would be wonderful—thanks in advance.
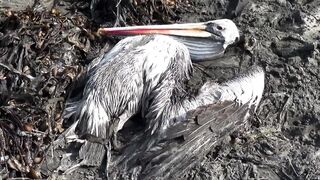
[50,19,264,179]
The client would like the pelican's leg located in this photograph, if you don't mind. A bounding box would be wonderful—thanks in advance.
[107,117,121,150]
[112,110,138,150]
[111,131,121,150]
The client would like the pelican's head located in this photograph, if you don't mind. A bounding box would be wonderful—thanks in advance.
[98,19,240,61]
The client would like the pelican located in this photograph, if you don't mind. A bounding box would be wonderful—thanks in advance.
[50,19,264,179]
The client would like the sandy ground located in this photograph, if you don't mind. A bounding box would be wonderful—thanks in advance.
[0,0,319,179]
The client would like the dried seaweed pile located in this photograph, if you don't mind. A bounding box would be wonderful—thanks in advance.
[0,7,102,178]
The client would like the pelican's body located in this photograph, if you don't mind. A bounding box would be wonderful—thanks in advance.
[52,19,265,179]
[74,35,193,144]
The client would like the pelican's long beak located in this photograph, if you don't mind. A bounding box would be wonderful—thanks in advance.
[98,22,213,38]
[98,19,240,61]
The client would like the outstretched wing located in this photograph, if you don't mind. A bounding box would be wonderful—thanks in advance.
[108,66,264,179]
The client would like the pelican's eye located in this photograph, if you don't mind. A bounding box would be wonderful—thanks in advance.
[205,23,225,35]
[217,25,224,31]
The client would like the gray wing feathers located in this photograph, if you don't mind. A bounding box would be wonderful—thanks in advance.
[108,66,264,179]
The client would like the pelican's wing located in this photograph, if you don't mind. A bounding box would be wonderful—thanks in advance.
[109,101,252,179]
[108,66,264,180]
[140,101,251,179]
